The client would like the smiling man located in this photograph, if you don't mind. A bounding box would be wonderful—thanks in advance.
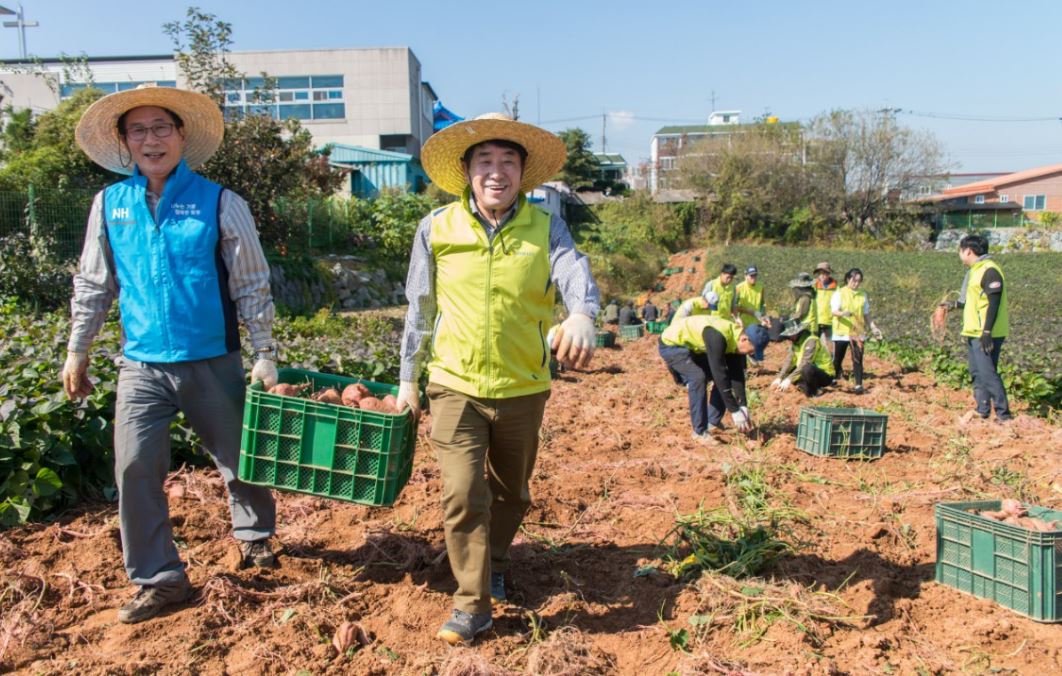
[64,84,280,624]
[396,113,600,644]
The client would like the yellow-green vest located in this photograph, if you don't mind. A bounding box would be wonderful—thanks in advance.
[735,280,764,328]
[814,279,837,328]
[708,277,735,319]
[679,295,711,319]
[661,315,741,353]
[962,259,1009,338]
[831,287,867,339]
[792,334,836,377]
[428,192,554,398]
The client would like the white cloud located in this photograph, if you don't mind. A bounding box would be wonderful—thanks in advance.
[608,110,635,130]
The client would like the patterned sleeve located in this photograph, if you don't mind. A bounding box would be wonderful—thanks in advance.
[548,213,600,318]
[218,190,275,350]
[68,191,118,353]
[399,214,436,383]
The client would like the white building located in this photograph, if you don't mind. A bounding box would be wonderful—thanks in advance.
[0,47,438,157]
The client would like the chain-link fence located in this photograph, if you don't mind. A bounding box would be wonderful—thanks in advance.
[0,186,97,260]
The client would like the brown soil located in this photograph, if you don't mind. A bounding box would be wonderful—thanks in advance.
[3,252,1061,675]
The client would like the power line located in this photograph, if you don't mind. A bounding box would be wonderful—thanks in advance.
[900,110,1061,123]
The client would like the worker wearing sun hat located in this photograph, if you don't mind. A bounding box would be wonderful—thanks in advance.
[397,113,600,644]
[62,84,279,624]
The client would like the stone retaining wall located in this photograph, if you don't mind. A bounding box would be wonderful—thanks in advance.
[935,228,1062,252]
[270,255,405,314]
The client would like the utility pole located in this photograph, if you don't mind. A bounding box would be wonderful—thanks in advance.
[601,111,606,154]
[709,90,717,113]
[0,3,38,59]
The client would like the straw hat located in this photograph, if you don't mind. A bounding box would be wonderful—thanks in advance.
[788,272,815,288]
[421,113,567,196]
[813,261,832,275]
[75,83,224,175]
[779,319,811,338]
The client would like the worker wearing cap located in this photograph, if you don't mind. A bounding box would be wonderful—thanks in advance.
[735,266,767,364]
[397,113,600,645]
[673,287,721,322]
[659,315,769,441]
[788,272,818,329]
[812,262,838,346]
[771,319,835,397]
[62,85,279,624]
[702,263,739,319]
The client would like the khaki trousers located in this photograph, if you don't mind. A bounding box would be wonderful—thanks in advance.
[427,383,549,614]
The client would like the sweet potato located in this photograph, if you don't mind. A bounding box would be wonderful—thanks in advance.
[341,383,371,406]
[358,397,389,412]
[268,382,310,397]
[311,388,343,405]
[1000,499,1026,517]
[381,394,399,412]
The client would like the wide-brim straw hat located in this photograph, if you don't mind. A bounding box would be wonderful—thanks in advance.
[421,112,567,196]
[75,83,224,175]
[780,319,810,338]
[788,272,815,288]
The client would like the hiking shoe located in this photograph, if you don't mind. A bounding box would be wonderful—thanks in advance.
[437,609,493,645]
[490,572,507,603]
[853,385,865,395]
[240,539,277,569]
[117,576,193,624]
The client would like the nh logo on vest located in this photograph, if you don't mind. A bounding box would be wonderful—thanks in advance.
[110,206,136,226]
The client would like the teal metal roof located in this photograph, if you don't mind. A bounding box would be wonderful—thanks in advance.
[327,144,413,164]
[594,153,627,167]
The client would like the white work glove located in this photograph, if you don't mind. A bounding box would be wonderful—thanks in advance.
[250,358,278,390]
[871,325,884,341]
[772,377,791,391]
[731,406,752,433]
[396,380,421,418]
[551,313,596,370]
[62,351,93,400]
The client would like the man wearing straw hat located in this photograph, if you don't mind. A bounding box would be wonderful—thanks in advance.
[397,113,600,644]
[62,85,279,623]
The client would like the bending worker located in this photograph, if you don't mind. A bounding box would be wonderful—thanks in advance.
[771,320,835,397]
[62,85,279,624]
[659,314,769,442]
[940,234,1011,421]
[396,113,600,645]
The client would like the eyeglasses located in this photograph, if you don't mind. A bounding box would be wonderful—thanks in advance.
[123,123,176,142]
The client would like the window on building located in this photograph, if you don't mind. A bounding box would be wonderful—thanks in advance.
[1023,194,1046,210]
[380,134,409,152]
[974,195,985,204]
[222,74,344,121]
[1000,194,1009,203]
[660,157,676,170]
[60,80,176,99]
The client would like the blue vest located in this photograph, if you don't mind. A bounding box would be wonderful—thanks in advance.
[103,160,239,363]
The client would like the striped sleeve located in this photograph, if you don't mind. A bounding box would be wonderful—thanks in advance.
[399,214,436,383]
[68,191,118,353]
[218,190,275,350]
[548,212,600,318]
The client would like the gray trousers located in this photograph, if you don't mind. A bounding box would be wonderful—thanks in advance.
[966,336,1011,420]
[115,351,276,586]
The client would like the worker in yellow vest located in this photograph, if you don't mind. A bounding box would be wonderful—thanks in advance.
[672,288,720,322]
[701,263,739,319]
[831,268,883,395]
[787,272,818,329]
[399,113,600,644]
[939,234,1011,420]
[812,261,838,347]
[771,320,836,397]
[735,265,768,364]
[658,314,769,442]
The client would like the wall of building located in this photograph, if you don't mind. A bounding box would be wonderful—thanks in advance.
[989,173,1062,212]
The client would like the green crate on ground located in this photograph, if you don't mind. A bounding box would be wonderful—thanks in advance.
[935,501,1062,622]
[646,321,667,334]
[663,266,683,276]
[619,323,645,341]
[595,330,615,348]
[238,368,415,506]
[795,406,887,459]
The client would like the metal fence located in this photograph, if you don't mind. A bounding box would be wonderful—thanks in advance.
[0,186,97,260]
[0,187,367,260]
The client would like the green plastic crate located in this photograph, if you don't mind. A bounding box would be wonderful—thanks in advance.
[238,368,415,506]
[935,501,1062,622]
[795,406,887,460]
[646,321,667,334]
[595,331,615,348]
[663,266,683,276]
[619,323,645,341]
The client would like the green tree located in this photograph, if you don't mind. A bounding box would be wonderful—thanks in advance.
[0,88,115,191]
[555,128,599,188]
[163,6,241,105]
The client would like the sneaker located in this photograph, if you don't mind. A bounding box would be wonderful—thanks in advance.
[239,539,277,569]
[691,431,718,445]
[490,572,507,603]
[437,609,493,645]
[853,385,865,395]
[117,576,193,624]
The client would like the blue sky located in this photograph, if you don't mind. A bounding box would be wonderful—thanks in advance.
[5,0,1061,172]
